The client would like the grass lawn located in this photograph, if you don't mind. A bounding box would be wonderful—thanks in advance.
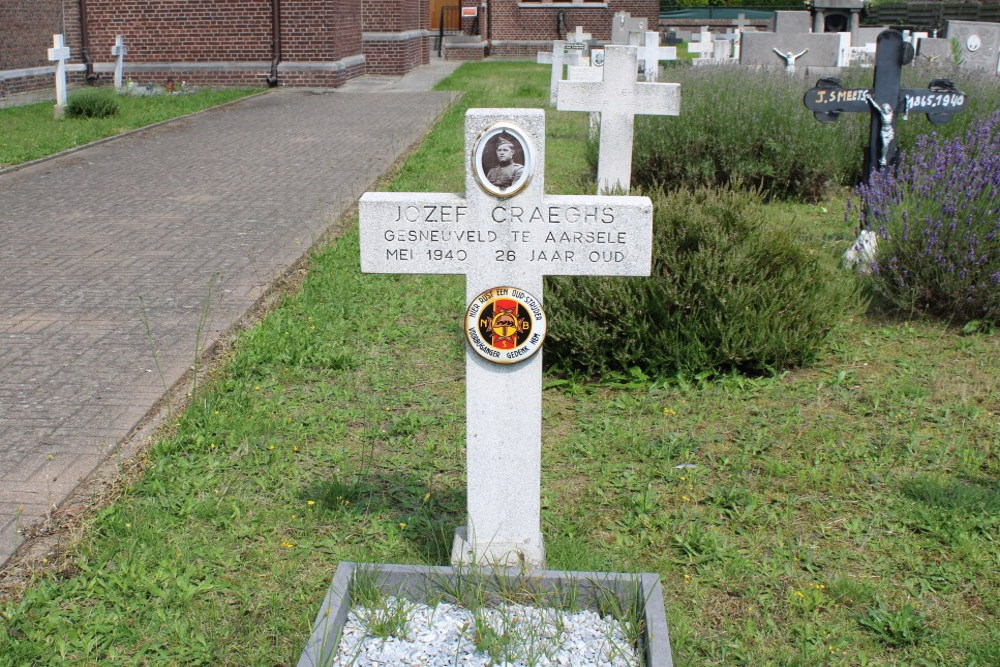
[0,62,997,666]
[0,87,260,168]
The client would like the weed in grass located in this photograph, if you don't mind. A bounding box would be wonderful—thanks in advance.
[858,603,927,647]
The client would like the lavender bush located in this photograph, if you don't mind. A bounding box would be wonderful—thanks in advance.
[851,111,1000,324]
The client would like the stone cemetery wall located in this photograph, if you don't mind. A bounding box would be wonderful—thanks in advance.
[740,32,844,70]
[487,0,657,56]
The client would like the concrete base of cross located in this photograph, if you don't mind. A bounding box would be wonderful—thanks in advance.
[451,526,546,569]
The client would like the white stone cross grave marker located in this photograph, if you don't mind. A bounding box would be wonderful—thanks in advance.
[568,25,592,47]
[359,109,654,567]
[638,30,677,82]
[557,45,681,193]
[537,40,581,106]
[567,64,603,139]
[687,27,713,59]
[48,34,71,118]
[111,35,128,91]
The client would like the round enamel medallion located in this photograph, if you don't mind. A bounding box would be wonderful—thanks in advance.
[465,286,546,364]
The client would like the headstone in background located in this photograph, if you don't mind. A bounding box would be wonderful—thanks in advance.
[47,34,70,118]
[638,31,677,82]
[946,20,1000,74]
[740,32,844,73]
[359,108,655,567]
[917,37,953,65]
[611,12,647,46]
[771,11,812,34]
[803,29,967,184]
[568,25,592,48]
[687,27,713,61]
[567,64,603,139]
[713,39,732,61]
[857,26,887,46]
[557,45,680,193]
[111,35,127,91]
[540,41,582,105]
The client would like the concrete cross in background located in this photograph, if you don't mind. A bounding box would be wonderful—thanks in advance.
[557,45,681,193]
[111,35,128,91]
[638,31,677,82]
[48,34,71,118]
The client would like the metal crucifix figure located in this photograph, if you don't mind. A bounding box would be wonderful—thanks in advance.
[803,29,968,183]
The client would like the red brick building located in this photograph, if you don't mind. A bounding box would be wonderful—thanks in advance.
[1,0,655,99]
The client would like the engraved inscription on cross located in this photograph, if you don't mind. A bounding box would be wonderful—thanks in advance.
[359,109,654,567]
[48,34,71,118]
[804,29,967,183]
[557,45,680,193]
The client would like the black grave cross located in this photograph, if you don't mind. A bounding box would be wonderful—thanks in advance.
[803,29,967,184]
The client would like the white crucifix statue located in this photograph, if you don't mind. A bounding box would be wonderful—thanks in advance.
[359,109,654,567]
[48,34,71,118]
[537,40,581,106]
[111,35,127,91]
[773,47,808,75]
[638,31,676,82]
[557,45,681,193]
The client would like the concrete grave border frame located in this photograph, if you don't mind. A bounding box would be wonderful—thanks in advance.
[298,561,673,667]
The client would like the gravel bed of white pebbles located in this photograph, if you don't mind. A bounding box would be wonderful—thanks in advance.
[329,597,641,666]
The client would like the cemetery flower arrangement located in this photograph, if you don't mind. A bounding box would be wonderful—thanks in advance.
[851,110,1000,324]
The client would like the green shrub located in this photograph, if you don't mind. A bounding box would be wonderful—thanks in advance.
[66,89,120,119]
[629,65,868,201]
[627,64,1000,202]
[544,186,858,377]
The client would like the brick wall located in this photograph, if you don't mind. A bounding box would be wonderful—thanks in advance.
[361,0,428,74]
[484,0,659,43]
[0,0,69,70]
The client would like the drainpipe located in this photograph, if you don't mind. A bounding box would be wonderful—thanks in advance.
[485,0,493,56]
[267,0,282,87]
[77,0,97,82]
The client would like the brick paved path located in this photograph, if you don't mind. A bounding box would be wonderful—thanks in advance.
[0,81,458,567]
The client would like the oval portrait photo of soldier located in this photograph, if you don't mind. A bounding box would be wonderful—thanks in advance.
[473,124,533,198]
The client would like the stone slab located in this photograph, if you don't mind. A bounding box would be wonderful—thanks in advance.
[771,11,812,33]
[946,20,1000,73]
[741,32,844,69]
[299,561,673,667]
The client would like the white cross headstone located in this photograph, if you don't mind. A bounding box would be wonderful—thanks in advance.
[47,34,71,118]
[359,108,654,567]
[568,25,592,47]
[540,41,581,106]
[111,35,128,91]
[637,31,677,82]
[732,28,743,61]
[567,65,603,139]
[557,45,681,193]
[687,27,713,59]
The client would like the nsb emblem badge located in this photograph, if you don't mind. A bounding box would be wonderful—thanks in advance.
[465,286,546,364]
